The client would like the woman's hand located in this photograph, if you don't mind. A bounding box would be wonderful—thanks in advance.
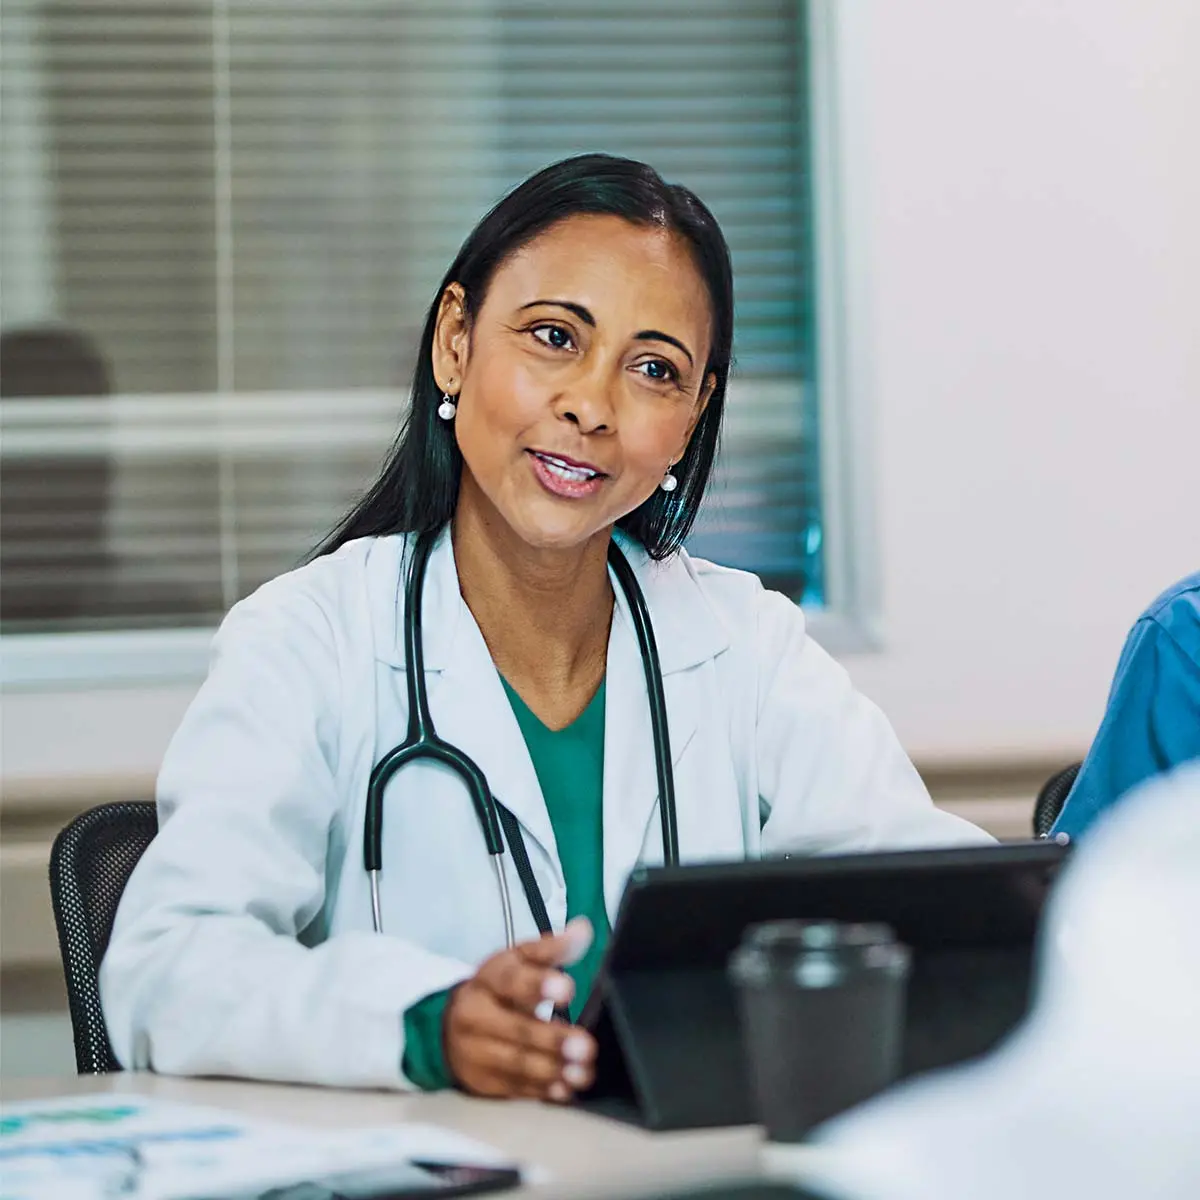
[444,917,597,1101]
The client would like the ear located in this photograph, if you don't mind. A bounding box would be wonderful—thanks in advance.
[676,370,718,459]
[431,282,471,395]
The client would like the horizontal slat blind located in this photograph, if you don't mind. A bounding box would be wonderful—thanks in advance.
[0,0,822,636]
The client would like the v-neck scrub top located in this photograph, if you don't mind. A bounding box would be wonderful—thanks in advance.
[402,676,611,1089]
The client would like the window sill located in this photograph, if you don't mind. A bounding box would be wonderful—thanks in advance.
[1,628,215,691]
[0,605,882,692]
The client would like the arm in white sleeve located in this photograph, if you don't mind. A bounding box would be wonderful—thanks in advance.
[99,583,472,1089]
[754,589,992,854]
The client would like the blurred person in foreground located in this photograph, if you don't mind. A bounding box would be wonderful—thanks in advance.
[802,760,1200,1200]
[1053,572,1200,839]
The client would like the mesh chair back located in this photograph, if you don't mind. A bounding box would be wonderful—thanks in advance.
[1033,763,1082,838]
[48,801,158,1073]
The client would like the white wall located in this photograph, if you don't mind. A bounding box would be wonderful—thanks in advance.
[3,0,1199,784]
[835,0,1200,763]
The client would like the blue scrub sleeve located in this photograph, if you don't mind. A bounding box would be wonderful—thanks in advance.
[1053,619,1200,839]
[401,987,455,1091]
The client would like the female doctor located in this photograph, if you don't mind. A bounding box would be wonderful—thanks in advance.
[101,154,988,1103]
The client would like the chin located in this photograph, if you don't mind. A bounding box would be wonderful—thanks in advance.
[511,522,602,554]
[505,505,611,554]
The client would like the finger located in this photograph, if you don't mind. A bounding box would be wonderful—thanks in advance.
[450,1016,597,1099]
[467,1034,567,1091]
[452,987,578,1058]
[479,917,594,1011]
[458,993,598,1084]
[456,1061,532,1100]
[446,1011,549,1101]
[518,917,594,968]
[462,1058,590,1103]
[478,953,574,1014]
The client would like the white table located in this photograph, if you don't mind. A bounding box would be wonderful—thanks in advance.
[1,1073,794,1199]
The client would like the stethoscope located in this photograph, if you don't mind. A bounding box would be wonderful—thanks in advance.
[364,529,680,943]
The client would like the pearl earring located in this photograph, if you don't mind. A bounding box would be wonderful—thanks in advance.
[660,468,678,493]
[437,393,457,421]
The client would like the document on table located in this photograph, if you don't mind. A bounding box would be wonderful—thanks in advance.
[0,1093,521,1200]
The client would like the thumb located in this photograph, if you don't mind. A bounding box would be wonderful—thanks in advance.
[520,916,594,968]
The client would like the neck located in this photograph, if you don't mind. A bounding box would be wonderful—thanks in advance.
[451,478,614,720]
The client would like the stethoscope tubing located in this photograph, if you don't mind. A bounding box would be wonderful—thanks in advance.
[364,529,676,944]
[606,542,678,866]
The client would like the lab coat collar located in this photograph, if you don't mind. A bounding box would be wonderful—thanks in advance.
[370,526,731,676]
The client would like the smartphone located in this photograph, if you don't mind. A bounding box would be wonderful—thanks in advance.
[231,1159,521,1200]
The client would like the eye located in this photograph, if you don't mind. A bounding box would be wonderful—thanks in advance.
[635,358,679,384]
[531,323,575,351]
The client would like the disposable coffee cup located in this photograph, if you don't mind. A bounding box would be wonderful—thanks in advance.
[729,919,911,1143]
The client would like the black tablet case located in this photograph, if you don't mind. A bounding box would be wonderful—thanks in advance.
[579,842,1068,1130]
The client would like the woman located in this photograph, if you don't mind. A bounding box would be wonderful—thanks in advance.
[101,154,988,1103]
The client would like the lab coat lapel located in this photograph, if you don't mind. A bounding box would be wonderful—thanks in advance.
[427,616,562,881]
[416,533,562,885]
[601,540,728,919]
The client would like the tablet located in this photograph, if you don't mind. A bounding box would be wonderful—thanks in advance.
[579,840,1068,1129]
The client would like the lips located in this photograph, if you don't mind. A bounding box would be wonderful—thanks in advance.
[526,449,608,499]
[529,450,606,482]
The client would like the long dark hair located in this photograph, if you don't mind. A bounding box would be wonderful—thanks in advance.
[319,153,734,560]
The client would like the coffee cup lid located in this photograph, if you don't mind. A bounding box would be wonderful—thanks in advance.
[729,919,911,987]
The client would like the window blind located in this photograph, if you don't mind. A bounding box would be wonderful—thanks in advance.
[0,0,823,636]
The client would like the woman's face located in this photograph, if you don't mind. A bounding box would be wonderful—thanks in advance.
[432,213,717,553]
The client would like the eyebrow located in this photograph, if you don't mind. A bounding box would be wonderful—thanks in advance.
[518,300,695,367]
[519,299,595,326]
[634,329,694,367]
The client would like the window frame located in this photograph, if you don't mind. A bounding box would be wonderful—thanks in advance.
[0,0,879,692]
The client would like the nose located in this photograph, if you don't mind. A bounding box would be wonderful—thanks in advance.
[554,371,616,435]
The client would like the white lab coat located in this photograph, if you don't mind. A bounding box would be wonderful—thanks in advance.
[100,529,989,1089]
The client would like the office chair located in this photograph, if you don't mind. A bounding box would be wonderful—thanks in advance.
[48,801,158,1073]
[1033,763,1082,838]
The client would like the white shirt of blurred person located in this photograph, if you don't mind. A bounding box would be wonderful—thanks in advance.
[803,759,1200,1200]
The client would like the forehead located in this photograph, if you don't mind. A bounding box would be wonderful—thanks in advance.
[483,213,714,344]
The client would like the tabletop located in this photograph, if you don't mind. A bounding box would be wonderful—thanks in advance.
[0,1073,816,1199]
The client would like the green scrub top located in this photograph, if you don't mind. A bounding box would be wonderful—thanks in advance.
[402,676,610,1089]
